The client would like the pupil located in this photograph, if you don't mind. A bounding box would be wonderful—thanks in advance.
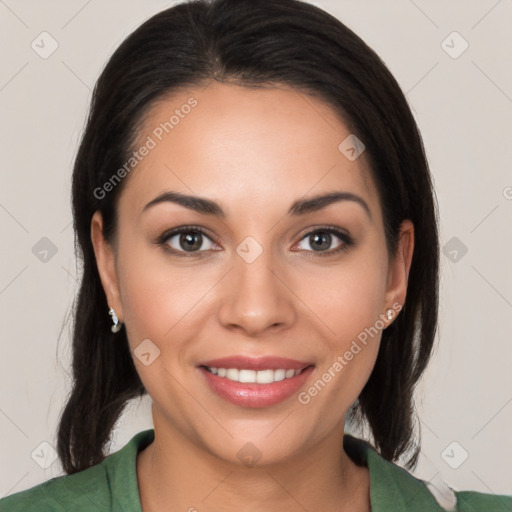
[311,232,330,251]
[181,232,201,251]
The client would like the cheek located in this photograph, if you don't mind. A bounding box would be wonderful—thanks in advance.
[115,242,205,398]
[301,253,388,344]
[301,249,388,401]
[115,234,192,344]
[115,235,222,370]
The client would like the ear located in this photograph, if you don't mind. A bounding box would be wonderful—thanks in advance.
[90,211,123,321]
[384,219,414,312]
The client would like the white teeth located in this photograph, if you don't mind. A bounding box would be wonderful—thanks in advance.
[205,366,302,383]
[273,369,286,382]
[256,369,274,384]
[226,368,239,381]
[238,369,255,383]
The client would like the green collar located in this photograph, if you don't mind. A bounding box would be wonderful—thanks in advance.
[344,434,449,511]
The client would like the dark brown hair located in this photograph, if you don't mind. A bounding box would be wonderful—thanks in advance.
[58,0,439,474]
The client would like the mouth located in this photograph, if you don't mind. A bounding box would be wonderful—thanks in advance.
[197,356,315,408]
[200,365,307,383]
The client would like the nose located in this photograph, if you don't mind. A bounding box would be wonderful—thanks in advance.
[217,247,296,337]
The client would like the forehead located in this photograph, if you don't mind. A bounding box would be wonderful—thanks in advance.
[120,82,380,222]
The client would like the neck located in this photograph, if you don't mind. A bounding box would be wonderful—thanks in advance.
[136,414,370,512]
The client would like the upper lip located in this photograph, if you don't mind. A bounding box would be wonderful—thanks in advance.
[198,356,314,371]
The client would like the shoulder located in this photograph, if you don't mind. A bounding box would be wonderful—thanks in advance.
[343,434,512,511]
[423,478,512,511]
[0,429,154,512]
[454,490,512,511]
[0,463,109,512]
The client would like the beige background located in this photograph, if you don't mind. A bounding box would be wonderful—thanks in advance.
[1,0,511,499]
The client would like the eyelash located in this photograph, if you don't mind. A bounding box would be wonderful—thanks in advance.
[155,225,354,259]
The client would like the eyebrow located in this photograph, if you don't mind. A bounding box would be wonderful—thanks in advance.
[141,190,371,220]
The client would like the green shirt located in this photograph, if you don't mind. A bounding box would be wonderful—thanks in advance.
[1,429,510,511]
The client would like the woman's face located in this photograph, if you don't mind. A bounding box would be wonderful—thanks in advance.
[92,82,413,466]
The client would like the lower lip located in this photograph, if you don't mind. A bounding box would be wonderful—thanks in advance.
[198,366,315,408]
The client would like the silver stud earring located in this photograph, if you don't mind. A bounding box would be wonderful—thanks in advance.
[386,308,394,321]
[109,307,122,333]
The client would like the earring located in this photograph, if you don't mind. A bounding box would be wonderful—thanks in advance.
[109,307,122,333]
[386,308,394,321]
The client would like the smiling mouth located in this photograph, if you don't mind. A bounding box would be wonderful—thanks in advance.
[200,365,312,384]
[197,359,316,407]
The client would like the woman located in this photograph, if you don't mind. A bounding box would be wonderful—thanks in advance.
[1,0,510,510]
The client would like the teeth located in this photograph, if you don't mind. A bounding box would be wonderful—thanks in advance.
[256,369,273,384]
[206,366,302,383]
[226,368,239,381]
[274,369,285,382]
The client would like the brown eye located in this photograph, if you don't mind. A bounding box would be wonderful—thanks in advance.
[307,231,334,251]
[175,231,204,252]
[295,227,354,256]
[158,226,218,256]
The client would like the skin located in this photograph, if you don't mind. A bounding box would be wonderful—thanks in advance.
[91,81,414,512]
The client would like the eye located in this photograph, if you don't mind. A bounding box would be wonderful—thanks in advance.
[294,227,354,257]
[155,225,354,258]
[156,226,219,257]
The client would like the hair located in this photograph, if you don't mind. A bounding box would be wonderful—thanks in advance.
[57,0,439,474]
